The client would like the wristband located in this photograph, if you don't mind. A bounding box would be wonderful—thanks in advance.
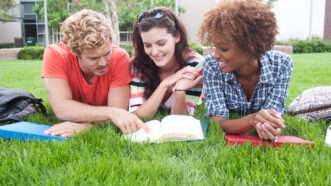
[173,88,186,92]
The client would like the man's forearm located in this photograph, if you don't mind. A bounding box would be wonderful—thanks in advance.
[51,99,115,123]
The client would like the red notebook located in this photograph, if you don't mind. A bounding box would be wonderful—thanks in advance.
[224,134,314,147]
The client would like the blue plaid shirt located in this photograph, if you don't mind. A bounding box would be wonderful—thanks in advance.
[203,50,293,118]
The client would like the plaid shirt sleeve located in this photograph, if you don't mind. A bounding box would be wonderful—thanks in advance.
[261,53,293,115]
[203,55,230,118]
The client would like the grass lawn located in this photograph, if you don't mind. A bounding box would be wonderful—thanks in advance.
[0,53,331,185]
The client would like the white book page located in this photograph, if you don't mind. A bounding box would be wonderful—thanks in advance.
[125,120,162,143]
[159,115,204,141]
[325,125,331,147]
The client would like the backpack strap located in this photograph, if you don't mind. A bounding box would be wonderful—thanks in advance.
[31,98,48,116]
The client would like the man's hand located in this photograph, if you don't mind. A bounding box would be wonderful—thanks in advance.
[110,108,149,134]
[45,122,93,137]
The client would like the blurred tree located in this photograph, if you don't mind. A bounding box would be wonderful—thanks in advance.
[0,0,17,22]
[33,0,181,44]
[34,0,104,28]
[104,0,120,45]
[34,0,178,30]
[267,0,277,6]
[118,0,178,30]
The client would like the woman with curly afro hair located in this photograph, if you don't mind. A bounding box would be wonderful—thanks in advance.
[199,0,293,140]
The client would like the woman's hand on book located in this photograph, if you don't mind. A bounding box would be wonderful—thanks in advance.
[45,122,93,137]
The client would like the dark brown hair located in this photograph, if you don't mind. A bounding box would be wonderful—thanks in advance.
[199,0,278,59]
[131,7,191,99]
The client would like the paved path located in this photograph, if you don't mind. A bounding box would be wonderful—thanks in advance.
[0,48,21,60]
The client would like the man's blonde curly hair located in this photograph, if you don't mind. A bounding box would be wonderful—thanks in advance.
[61,9,113,55]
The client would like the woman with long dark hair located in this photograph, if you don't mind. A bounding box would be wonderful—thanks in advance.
[130,7,203,119]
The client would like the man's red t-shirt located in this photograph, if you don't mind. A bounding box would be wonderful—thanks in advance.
[42,42,131,106]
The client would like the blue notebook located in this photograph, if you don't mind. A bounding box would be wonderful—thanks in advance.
[0,122,64,141]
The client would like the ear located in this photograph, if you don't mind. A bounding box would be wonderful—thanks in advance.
[175,32,181,43]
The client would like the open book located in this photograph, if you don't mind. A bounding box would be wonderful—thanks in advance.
[125,115,207,143]
[225,134,314,147]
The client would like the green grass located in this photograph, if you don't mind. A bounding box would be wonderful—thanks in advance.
[0,53,331,185]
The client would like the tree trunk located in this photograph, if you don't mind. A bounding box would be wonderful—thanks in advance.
[104,0,120,45]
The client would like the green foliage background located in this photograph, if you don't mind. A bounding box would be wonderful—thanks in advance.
[0,0,17,21]
[34,0,178,30]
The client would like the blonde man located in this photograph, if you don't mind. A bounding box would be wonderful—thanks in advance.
[42,9,147,137]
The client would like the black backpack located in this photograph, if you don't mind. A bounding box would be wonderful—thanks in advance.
[0,88,47,123]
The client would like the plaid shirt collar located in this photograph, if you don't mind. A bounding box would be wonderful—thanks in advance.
[223,54,275,85]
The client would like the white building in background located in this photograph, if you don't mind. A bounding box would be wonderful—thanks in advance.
[273,0,326,40]
[178,0,331,42]
[1,0,330,46]
[0,0,50,46]
[0,0,22,44]
[178,0,217,43]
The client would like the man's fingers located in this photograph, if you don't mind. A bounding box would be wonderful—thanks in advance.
[119,125,128,134]
[45,122,92,137]
[45,124,66,134]
[130,120,138,133]
[60,132,76,137]
[136,119,149,132]
[44,125,60,134]
[48,129,68,136]
[125,121,134,134]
